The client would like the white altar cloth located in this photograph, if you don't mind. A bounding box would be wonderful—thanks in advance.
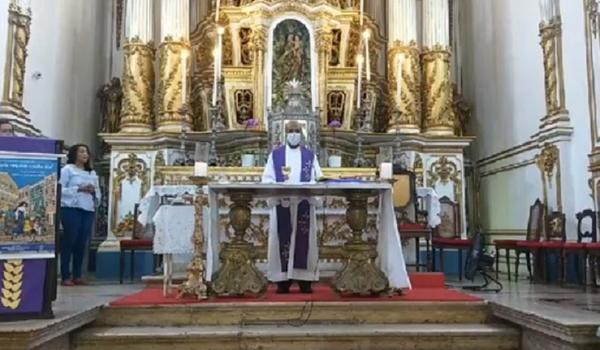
[416,187,441,228]
[152,205,195,255]
[137,185,196,226]
[207,182,412,290]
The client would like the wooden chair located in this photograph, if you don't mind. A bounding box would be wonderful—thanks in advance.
[119,204,155,284]
[395,169,431,272]
[496,199,544,281]
[432,196,471,281]
[560,210,597,286]
[586,212,600,287]
[538,211,567,284]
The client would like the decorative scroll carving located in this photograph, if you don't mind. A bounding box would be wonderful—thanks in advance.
[428,156,462,203]
[223,25,233,66]
[413,154,424,187]
[329,29,342,66]
[4,3,31,107]
[239,27,253,65]
[452,84,471,136]
[234,89,254,124]
[98,77,123,133]
[540,18,567,117]
[111,153,149,236]
[121,38,156,132]
[157,39,190,131]
[537,144,559,185]
[116,0,124,49]
[387,42,421,132]
[327,90,346,125]
[345,20,360,67]
[422,46,455,134]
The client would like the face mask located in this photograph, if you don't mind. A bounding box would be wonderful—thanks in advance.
[286,132,302,147]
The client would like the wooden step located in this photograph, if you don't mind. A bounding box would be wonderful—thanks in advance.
[96,301,493,327]
[73,323,520,350]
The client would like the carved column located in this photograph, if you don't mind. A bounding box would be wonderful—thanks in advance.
[0,0,39,135]
[317,25,332,126]
[157,0,191,132]
[121,0,155,133]
[367,0,387,75]
[250,24,267,128]
[422,0,454,136]
[539,0,569,128]
[387,0,421,134]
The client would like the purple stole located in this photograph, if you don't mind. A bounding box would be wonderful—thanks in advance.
[272,146,313,272]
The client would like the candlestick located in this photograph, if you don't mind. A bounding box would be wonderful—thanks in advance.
[215,0,220,22]
[396,53,405,108]
[356,54,364,109]
[363,30,371,81]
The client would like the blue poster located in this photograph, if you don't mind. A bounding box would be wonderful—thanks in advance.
[0,154,58,259]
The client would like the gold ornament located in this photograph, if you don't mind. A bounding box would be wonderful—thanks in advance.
[422,46,455,135]
[1,260,23,310]
[121,38,155,132]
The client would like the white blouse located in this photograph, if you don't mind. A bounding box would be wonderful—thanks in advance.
[60,164,100,212]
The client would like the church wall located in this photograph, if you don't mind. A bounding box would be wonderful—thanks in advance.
[461,0,547,235]
[556,0,594,236]
[22,0,111,150]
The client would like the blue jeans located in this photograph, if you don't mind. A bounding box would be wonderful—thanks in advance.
[60,207,94,281]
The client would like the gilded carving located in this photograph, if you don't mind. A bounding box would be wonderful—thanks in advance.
[121,38,155,132]
[540,18,567,117]
[537,144,559,185]
[111,153,150,236]
[1,260,23,310]
[345,20,360,67]
[3,4,31,108]
[422,46,455,134]
[413,154,424,187]
[387,42,421,132]
[428,156,462,204]
[157,39,191,131]
[327,91,346,125]
[234,89,254,124]
[330,29,342,66]
[452,84,471,136]
[223,25,234,66]
[98,77,123,133]
[239,27,253,65]
[153,151,166,184]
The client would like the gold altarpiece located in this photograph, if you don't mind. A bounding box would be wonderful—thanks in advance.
[97,1,474,274]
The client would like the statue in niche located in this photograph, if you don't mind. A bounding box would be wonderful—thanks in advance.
[235,89,254,124]
[272,20,311,111]
[97,77,123,133]
[452,84,471,136]
[329,29,342,66]
[240,28,253,65]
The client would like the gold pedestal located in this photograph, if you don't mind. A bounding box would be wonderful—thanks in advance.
[211,191,267,296]
[422,46,455,136]
[333,191,388,295]
[178,176,208,300]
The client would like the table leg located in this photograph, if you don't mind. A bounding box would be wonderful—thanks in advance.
[211,190,267,296]
[415,237,421,272]
[333,191,388,295]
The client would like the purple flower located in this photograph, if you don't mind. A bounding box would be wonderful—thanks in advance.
[328,120,342,129]
[244,118,259,129]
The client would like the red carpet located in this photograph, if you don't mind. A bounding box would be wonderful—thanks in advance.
[110,273,481,307]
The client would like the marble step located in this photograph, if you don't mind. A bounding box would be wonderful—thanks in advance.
[73,323,520,350]
[96,301,493,327]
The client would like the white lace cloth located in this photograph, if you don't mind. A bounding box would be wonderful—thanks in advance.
[137,185,197,226]
[152,205,195,254]
[416,187,441,228]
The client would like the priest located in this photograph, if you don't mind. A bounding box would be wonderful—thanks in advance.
[262,121,323,294]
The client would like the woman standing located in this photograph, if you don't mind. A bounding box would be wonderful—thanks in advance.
[60,144,100,286]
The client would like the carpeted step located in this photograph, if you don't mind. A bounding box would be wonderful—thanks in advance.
[72,323,520,350]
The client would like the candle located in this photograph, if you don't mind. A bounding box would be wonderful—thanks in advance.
[360,0,364,27]
[181,49,188,106]
[194,162,208,177]
[363,30,371,81]
[215,0,220,22]
[380,162,393,180]
[356,54,364,109]
[212,47,219,105]
[396,53,405,108]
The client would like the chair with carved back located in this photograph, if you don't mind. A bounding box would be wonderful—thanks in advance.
[394,169,431,272]
[431,196,471,281]
[584,211,600,288]
[538,211,567,284]
[498,199,544,281]
[119,203,154,284]
[559,209,597,286]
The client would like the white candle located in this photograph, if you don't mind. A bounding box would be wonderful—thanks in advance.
[181,49,188,106]
[396,53,405,108]
[356,54,364,109]
[360,0,364,27]
[212,47,219,105]
[215,0,220,22]
[194,162,208,177]
[363,30,371,81]
[380,162,393,180]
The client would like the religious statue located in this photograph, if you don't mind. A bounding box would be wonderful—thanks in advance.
[97,77,123,133]
[452,84,471,136]
[262,121,323,294]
